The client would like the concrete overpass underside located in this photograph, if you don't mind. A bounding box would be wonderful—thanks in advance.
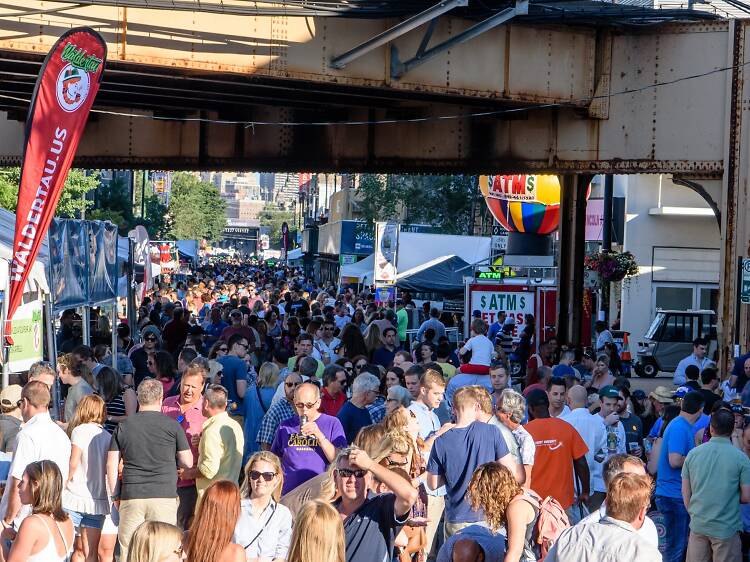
[1,2,750,361]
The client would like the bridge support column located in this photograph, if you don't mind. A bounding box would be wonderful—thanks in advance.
[719,20,750,373]
[557,174,593,346]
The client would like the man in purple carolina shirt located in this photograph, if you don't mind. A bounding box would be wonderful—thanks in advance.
[271,382,347,494]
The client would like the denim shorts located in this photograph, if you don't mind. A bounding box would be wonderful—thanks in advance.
[65,509,106,530]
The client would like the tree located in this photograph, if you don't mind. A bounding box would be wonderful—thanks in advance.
[167,172,226,242]
[258,203,297,249]
[0,167,98,217]
[356,174,406,225]
[355,174,475,234]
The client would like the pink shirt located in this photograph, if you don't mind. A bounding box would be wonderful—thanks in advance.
[161,395,207,487]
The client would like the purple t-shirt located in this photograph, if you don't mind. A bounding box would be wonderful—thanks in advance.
[271,413,347,494]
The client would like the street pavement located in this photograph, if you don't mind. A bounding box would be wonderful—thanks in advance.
[629,372,674,394]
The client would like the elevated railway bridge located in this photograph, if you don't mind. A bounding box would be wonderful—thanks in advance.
[0,0,746,364]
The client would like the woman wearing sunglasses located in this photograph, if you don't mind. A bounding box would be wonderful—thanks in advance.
[233,452,293,562]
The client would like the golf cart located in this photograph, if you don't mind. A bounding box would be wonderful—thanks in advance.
[633,309,717,378]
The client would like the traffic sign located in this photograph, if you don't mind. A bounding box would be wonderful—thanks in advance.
[742,258,750,304]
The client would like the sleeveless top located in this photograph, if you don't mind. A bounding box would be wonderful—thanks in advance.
[27,515,72,562]
[509,490,541,562]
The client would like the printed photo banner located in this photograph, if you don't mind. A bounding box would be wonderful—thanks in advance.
[7,27,106,339]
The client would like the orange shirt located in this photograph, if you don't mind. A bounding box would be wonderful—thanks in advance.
[525,417,588,509]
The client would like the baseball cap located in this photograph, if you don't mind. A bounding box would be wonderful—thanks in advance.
[598,385,620,399]
[673,386,691,400]
[472,310,482,318]
[0,385,22,409]
[632,389,647,401]
[503,316,516,326]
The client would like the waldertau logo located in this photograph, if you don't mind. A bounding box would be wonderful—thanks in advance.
[61,42,102,73]
[55,64,90,113]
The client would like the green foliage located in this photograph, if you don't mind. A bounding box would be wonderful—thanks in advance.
[0,167,98,218]
[167,172,226,243]
[356,174,475,234]
[258,203,297,249]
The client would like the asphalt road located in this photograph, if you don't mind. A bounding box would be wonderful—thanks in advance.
[627,372,674,394]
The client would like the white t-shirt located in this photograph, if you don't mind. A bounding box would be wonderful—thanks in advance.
[463,335,494,366]
[0,412,71,524]
[63,423,112,515]
[561,408,607,493]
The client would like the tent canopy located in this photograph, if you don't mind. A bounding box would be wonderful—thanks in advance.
[395,255,470,294]
[339,253,374,284]
[287,247,303,261]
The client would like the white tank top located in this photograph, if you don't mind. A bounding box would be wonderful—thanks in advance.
[26,515,72,562]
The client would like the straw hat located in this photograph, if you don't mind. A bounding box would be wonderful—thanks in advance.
[649,386,674,403]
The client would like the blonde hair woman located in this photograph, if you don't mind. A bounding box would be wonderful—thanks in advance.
[2,460,74,562]
[257,362,280,390]
[234,452,293,560]
[286,500,345,562]
[126,521,183,562]
[62,394,112,562]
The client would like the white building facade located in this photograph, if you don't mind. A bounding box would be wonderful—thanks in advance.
[617,175,720,341]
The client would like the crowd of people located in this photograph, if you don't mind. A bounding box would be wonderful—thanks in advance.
[0,257,749,561]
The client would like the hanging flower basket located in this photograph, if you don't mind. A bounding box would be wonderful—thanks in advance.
[584,250,639,283]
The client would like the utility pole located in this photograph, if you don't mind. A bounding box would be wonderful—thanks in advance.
[600,174,614,323]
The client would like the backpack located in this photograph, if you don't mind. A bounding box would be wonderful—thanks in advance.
[523,490,570,561]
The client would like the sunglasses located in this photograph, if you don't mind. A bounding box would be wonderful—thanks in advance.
[236,342,249,349]
[249,470,276,482]
[337,468,367,479]
[386,457,408,467]
[295,402,317,409]
[285,381,301,388]
[144,337,157,342]
[355,363,366,370]
[344,366,353,372]
[218,347,228,352]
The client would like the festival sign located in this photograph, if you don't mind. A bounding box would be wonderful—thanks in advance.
[374,221,399,284]
[7,27,106,337]
[470,288,535,336]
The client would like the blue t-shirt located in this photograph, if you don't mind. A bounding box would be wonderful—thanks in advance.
[217,355,249,410]
[336,401,373,444]
[656,415,695,499]
[649,413,709,439]
[427,421,509,524]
